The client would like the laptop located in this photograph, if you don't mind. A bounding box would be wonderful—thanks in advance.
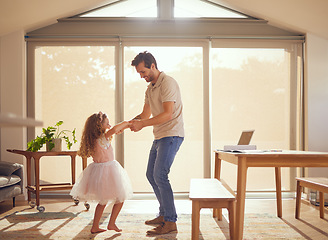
[222,130,256,152]
[237,130,255,145]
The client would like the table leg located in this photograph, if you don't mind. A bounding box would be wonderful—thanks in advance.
[26,156,32,202]
[275,167,282,218]
[214,153,222,220]
[295,180,301,219]
[34,157,41,207]
[71,155,76,185]
[191,200,200,240]
[319,192,324,219]
[214,153,222,179]
[82,157,87,170]
[235,157,247,240]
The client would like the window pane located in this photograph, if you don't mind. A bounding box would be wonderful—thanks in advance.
[35,46,115,184]
[175,0,247,18]
[211,47,291,191]
[81,0,157,18]
[124,46,203,192]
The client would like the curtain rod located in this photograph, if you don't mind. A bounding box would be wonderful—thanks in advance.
[25,35,305,42]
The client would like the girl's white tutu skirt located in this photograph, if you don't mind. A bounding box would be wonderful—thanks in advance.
[70,160,133,205]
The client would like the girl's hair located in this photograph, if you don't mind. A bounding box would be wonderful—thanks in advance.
[78,112,107,158]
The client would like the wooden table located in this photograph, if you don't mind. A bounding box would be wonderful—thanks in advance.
[7,149,87,211]
[214,150,328,240]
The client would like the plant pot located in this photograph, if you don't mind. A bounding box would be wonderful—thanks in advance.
[46,138,62,152]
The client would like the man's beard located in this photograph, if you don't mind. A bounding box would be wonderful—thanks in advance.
[145,70,155,82]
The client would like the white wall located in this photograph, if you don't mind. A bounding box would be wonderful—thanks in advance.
[0,31,27,165]
[306,33,328,177]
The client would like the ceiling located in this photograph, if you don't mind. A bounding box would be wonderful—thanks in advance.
[1,0,328,40]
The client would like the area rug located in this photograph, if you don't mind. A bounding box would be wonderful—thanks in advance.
[0,210,304,239]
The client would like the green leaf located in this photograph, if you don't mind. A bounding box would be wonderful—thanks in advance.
[26,120,77,152]
[56,121,63,127]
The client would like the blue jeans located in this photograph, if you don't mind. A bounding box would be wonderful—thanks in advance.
[146,136,184,222]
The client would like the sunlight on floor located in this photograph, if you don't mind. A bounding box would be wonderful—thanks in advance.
[122,199,217,216]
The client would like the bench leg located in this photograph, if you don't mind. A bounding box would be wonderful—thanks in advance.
[319,192,324,219]
[228,201,235,240]
[192,200,200,240]
[295,180,301,219]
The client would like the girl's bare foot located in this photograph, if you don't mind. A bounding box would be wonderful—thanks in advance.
[91,227,106,234]
[107,223,122,232]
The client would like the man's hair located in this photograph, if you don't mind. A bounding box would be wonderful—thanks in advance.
[131,51,158,69]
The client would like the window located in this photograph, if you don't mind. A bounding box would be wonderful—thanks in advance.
[76,0,251,19]
[33,45,116,183]
[79,0,157,18]
[175,0,249,18]
[211,40,302,192]
[124,45,204,192]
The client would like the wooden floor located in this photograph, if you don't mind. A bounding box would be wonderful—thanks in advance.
[1,195,328,239]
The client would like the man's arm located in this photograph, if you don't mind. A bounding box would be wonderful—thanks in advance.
[130,101,174,132]
[133,103,151,120]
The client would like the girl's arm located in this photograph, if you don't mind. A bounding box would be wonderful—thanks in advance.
[104,121,131,139]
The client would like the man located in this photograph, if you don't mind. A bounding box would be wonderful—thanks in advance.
[130,51,184,235]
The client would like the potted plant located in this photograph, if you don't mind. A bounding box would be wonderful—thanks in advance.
[27,121,77,152]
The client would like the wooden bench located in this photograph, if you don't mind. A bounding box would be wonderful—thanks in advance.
[296,177,328,219]
[189,178,235,240]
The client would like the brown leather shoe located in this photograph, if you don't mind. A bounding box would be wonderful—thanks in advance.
[146,221,178,235]
[145,215,164,225]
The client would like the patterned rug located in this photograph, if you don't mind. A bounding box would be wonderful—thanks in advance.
[0,209,305,239]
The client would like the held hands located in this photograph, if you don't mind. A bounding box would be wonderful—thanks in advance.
[115,119,144,134]
[129,119,144,132]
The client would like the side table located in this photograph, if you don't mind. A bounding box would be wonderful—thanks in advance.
[7,149,87,212]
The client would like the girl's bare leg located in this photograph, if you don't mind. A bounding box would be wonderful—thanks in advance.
[107,202,124,232]
[91,204,107,233]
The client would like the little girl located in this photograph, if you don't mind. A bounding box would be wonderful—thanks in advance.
[70,112,133,234]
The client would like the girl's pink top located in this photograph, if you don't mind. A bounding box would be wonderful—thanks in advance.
[91,135,114,163]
